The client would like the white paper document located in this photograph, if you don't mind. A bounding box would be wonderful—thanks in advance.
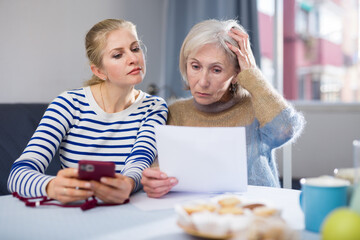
[155,126,247,193]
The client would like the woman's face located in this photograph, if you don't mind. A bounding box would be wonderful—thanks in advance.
[100,28,145,87]
[186,43,237,105]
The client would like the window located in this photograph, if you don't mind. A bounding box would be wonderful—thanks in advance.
[258,0,360,102]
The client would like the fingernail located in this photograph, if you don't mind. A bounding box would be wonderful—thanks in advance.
[84,182,91,188]
[170,178,177,184]
[100,177,107,183]
[161,173,167,179]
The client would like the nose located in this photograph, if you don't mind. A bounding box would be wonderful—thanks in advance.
[198,71,210,88]
[127,51,139,65]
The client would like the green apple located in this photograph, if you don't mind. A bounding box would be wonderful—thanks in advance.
[321,208,360,240]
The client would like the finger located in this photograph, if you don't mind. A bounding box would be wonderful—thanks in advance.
[91,181,128,204]
[63,178,92,190]
[142,168,168,179]
[57,168,78,177]
[61,186,93,198]
[142,177,177,198]
[99,173,128,189]
[89,180,102,191]
[90,181,112,198]
[231,33,247,53]
[226,42,246,59]
[245,38,251,53]
[146,187,172,198]
[228,31,248,51]
[56,175,92,191]
[143,184,171,195]
[144,177,177,189]
[94,190,127,203]
[91,179,125,195]
[230,27,248,38]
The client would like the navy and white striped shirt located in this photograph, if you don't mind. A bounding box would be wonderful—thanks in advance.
[7,87,168,197]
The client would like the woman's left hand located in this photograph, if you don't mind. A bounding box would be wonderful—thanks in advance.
[90,174,134,204]
[226,27,257,71]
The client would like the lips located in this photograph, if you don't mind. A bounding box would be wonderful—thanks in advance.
[196,92,210,97]
[128,67,142,75]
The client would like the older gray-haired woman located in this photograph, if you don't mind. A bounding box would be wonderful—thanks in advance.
[141,19,305,198]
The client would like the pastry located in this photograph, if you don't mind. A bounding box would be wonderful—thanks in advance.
[218,197,241,207]
[253,206,279,217]
[183,204,217,215]
[218,206,244,215]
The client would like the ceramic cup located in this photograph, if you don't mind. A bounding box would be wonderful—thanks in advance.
[299,176,350,233]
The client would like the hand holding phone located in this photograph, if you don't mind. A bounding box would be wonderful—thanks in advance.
[78,160,115,182]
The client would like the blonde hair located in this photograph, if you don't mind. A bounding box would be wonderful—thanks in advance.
[179,19,247,86]
[84,19,138,86]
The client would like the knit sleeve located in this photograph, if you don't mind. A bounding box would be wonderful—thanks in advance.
[237,68,288,127]
[261,104,305,149]
[121,97,168,192]
[7,92,76,197]
[238,68,305,148]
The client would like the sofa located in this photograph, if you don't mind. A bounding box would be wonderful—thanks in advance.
[0,104,61,195]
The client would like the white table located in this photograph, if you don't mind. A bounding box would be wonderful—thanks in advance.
[0,186,319,240]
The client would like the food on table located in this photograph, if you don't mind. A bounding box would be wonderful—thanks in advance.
[183,203,217,215]
[217,206,244,215]
[321,207,360,240]
[218,197,241,208]
[253,206,280,217]
[175,195,297,239]
[243,203,265,210]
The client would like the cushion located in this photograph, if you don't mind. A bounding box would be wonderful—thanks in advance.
[0,104,61,195]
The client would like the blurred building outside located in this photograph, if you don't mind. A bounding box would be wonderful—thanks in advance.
[258,0,360,102]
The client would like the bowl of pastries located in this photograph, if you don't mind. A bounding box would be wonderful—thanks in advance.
[175,195,298,240]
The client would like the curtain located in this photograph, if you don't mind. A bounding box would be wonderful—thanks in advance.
[162,0,260,100]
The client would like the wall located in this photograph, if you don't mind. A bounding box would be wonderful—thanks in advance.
[277,102,360,179]
[2,0,359,180]
[0,0,166,103]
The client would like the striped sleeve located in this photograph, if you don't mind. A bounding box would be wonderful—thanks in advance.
[7,92,76,197]
[121,96,168,192]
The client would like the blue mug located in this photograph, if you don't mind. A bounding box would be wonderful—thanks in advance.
[299,176,350,233]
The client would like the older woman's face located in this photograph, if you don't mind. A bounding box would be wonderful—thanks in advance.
[186,43,237,105]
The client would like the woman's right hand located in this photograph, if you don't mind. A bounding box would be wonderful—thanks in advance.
[141,168,178,198]
[227,27,257,71]
[46,168,94,204]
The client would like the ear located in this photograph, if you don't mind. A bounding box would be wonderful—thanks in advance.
[231,74,238,84]
[90,65,106,80]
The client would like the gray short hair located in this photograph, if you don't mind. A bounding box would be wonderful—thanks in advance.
[179,19,247,85]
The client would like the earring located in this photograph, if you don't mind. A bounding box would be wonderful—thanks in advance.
[229,82,238,94]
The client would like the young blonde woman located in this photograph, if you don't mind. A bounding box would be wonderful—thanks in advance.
[141,19,305,198]
[8,19,168,204]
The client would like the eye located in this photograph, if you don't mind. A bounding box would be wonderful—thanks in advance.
[213,67,222,73]
[191,64,200,70]
[131,46,141,52]
[113,53,122,59]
